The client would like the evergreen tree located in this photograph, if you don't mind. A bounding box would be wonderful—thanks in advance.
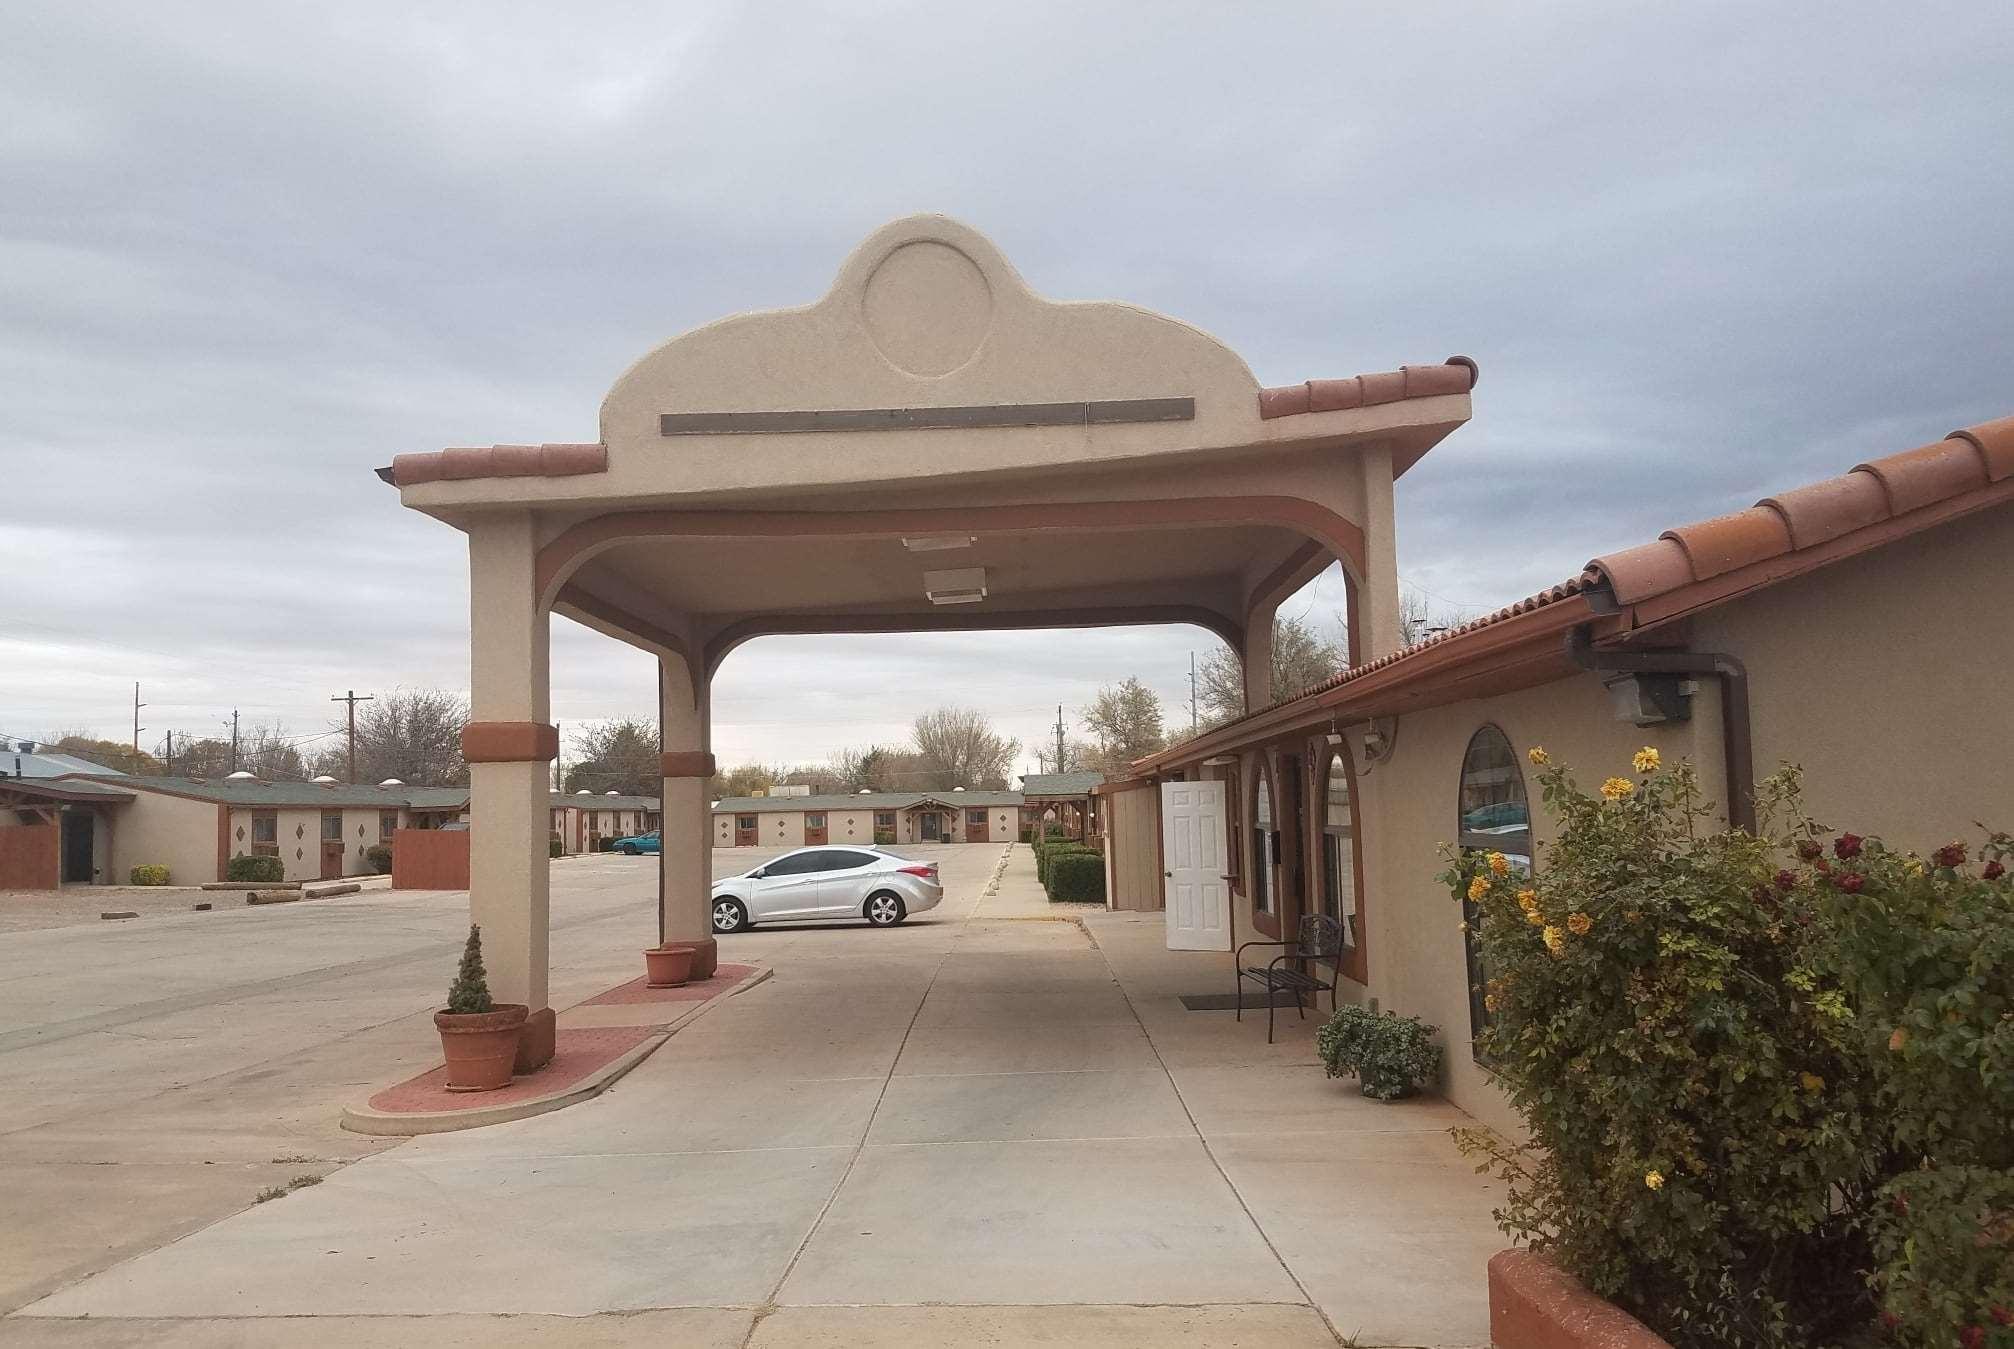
[445,924,493,1014]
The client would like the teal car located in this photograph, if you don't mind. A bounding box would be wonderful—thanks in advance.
[611,830,660,856]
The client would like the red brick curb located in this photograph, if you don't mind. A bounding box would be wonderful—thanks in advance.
[1489,1249,1672,1349]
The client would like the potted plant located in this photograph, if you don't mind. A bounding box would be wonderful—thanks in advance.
[434,924,527,1092]
[1316,1002,1441,1100]
[643,942,698,988]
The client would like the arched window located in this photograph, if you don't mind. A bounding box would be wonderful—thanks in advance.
[1251,763,1276,916]
[1458,726,1531,1051]
[1320,745,1357,947]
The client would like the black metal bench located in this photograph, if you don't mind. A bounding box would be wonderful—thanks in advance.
[1235,913,1345,1043]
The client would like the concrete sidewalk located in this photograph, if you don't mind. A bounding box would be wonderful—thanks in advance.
[8,845,1500,1347]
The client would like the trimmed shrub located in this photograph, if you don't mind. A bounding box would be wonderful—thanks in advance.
[1018,827,1033,843]
[549,838,564,858]
[226,853,285,883]
[1046,851,1105,903]
[873,829,895,845]
[129,863,171,886]
[445,924,493,1015]
[363,843,393,874]
[1315,1003,1440,1100]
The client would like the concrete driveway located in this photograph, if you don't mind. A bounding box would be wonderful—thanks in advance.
[4,845,1501,1347]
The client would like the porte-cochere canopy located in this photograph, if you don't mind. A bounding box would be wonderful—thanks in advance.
[381,214,1475,1062]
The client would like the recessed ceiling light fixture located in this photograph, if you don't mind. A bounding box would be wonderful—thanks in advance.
[902,535,977,552]
[923,567,988,605]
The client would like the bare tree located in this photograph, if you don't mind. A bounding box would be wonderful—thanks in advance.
[564,718,660,795]
[1194,614,1345,725]
[910,706,1020,790]
[708,763,775,799]
[319,688,471,785]
[1399,584,1469,646]
[1033,738,1098,774]
[1082,677,1166,775]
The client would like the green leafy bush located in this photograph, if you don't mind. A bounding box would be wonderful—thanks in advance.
[363,843,393,874]
[1046,851,1105,903]
[129,863,171,886]
[1018,827,1033,843]
[874,829,895,845]
[445,924,493,1015]
[549,838,563,858]
[1037,842,1095,887]
[1316,1003,1441,1099]
[1449,750,2014,1347]
[1798,830,2013,1344]
[226,853,284,883]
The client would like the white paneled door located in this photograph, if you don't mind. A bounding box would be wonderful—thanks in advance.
[1161,780,1230,951]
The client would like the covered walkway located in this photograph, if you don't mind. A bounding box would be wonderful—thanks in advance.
[20,845,1501,1346]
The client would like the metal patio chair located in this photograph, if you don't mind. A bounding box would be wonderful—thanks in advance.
[1235,912,1345,1043]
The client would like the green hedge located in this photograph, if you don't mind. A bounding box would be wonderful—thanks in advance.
[1046,851,1105,903]
[129,863,171,886]
[1039,842,1097,888]
[226,853,284,883]
[549,838,564,858]
[363,843,393,874]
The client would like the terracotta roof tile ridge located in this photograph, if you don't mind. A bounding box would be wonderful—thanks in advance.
[1258,356,1478,420]
[389,442,608,488]
[1584,415,2013,606]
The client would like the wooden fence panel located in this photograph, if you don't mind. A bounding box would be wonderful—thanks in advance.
[391,828,470,891]
[0,824,60,890]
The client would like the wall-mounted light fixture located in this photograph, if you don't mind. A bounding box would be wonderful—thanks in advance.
[1603,672,1695,726]
[923,567,988,605]
[903,535,977,552]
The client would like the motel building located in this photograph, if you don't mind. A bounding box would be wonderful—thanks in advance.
[0,748,659,888]
[377,212,2012,1111]
[711,787,1020,849]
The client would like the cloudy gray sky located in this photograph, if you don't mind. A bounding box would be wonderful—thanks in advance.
[5,1,2009,777]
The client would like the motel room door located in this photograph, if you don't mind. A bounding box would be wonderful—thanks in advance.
[919,811,944,842]
[318,811,344,880]
[1160,780,1230,950]
[966,807,988,843]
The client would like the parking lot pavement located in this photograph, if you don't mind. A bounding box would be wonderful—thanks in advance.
[9,842,1503,1347]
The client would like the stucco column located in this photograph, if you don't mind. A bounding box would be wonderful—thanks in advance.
[1242,597,1278,713]
[463,513,556,1072]
[1356,444,1404,660]
[659,653,718,979]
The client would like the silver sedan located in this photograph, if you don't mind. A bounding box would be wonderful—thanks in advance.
[710,846,943,933]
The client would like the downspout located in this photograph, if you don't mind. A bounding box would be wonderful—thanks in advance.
[1564,626,1756,835]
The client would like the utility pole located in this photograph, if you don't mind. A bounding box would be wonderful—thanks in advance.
[1053,704,1066,774]
[331,689,375,784]
[160,730,173,774]
[1189,651,1199,736]
[132,682,146,758]
[227,710,240,774]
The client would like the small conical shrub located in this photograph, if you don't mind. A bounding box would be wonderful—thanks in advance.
[446,924,494,1014]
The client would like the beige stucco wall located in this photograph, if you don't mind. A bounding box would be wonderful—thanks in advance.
[1687,503,2013,852]
[112,790,222,885]
[763,812,807,849]
[712,813,734,846]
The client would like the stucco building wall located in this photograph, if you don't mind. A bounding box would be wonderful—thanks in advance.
[112,792,222,885]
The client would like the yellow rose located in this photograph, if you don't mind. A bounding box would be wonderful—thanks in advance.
[1566,911,1593,936]
[1632,746,1661,774]
[1527,747,1550,766]
[1644,1170,1665,1191]
[1525,908,1545,926]
[1541,925,1565,955]
[1799,1072,1824,1094]
[1601,776,1635,801]
[1467,874,1491,901]
[1488,852,1510,877]
[1517,888,1538,911]
[1483,992,1499,1013]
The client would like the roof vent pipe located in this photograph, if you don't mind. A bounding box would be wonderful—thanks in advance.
[1564,626,1755,835]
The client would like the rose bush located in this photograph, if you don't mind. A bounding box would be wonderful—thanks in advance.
[1445,751,2013,1348]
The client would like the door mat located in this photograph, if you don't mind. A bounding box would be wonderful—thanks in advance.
[1178,992,1300,1011]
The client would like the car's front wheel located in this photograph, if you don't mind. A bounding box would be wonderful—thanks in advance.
[864,891,906,927]
[711,897,749,934]
[618,844,638,856]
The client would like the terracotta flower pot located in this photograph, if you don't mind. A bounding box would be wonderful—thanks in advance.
[434,1003,528,1092]
[644,944,697,988]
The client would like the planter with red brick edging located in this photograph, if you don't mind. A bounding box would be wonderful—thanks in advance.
[1489,1249,1673,1349]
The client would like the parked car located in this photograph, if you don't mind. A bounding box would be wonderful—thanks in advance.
[611,830,660,855]
[710,846,942,932]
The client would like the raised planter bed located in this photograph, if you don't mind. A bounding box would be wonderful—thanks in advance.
[200,881,301,891]
[1488,1249,1671,1349]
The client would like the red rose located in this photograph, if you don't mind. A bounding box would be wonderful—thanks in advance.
[1992,1306,2014,1326]
[1891,1191,1909,1215]
[1986,861,2006,881]
[1775,869,1798,892]
[1933,842,1967,868]
[1814,858,1832,875]
[1961,1327,1985,1349]
[1833,832,1863,859]
[1797,840,1822,861]
[1878,1310,1901,1330]
[1838,872,1865,894]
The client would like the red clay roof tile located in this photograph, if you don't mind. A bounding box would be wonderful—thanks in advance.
[1662,507,1794,583]
[391,443,608,488]
[1854,439,1989,515]
[1762,472,1890,549]
[1258,356,1478,420]
[1949,414,2014,482]
[1587,538,1694,606]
